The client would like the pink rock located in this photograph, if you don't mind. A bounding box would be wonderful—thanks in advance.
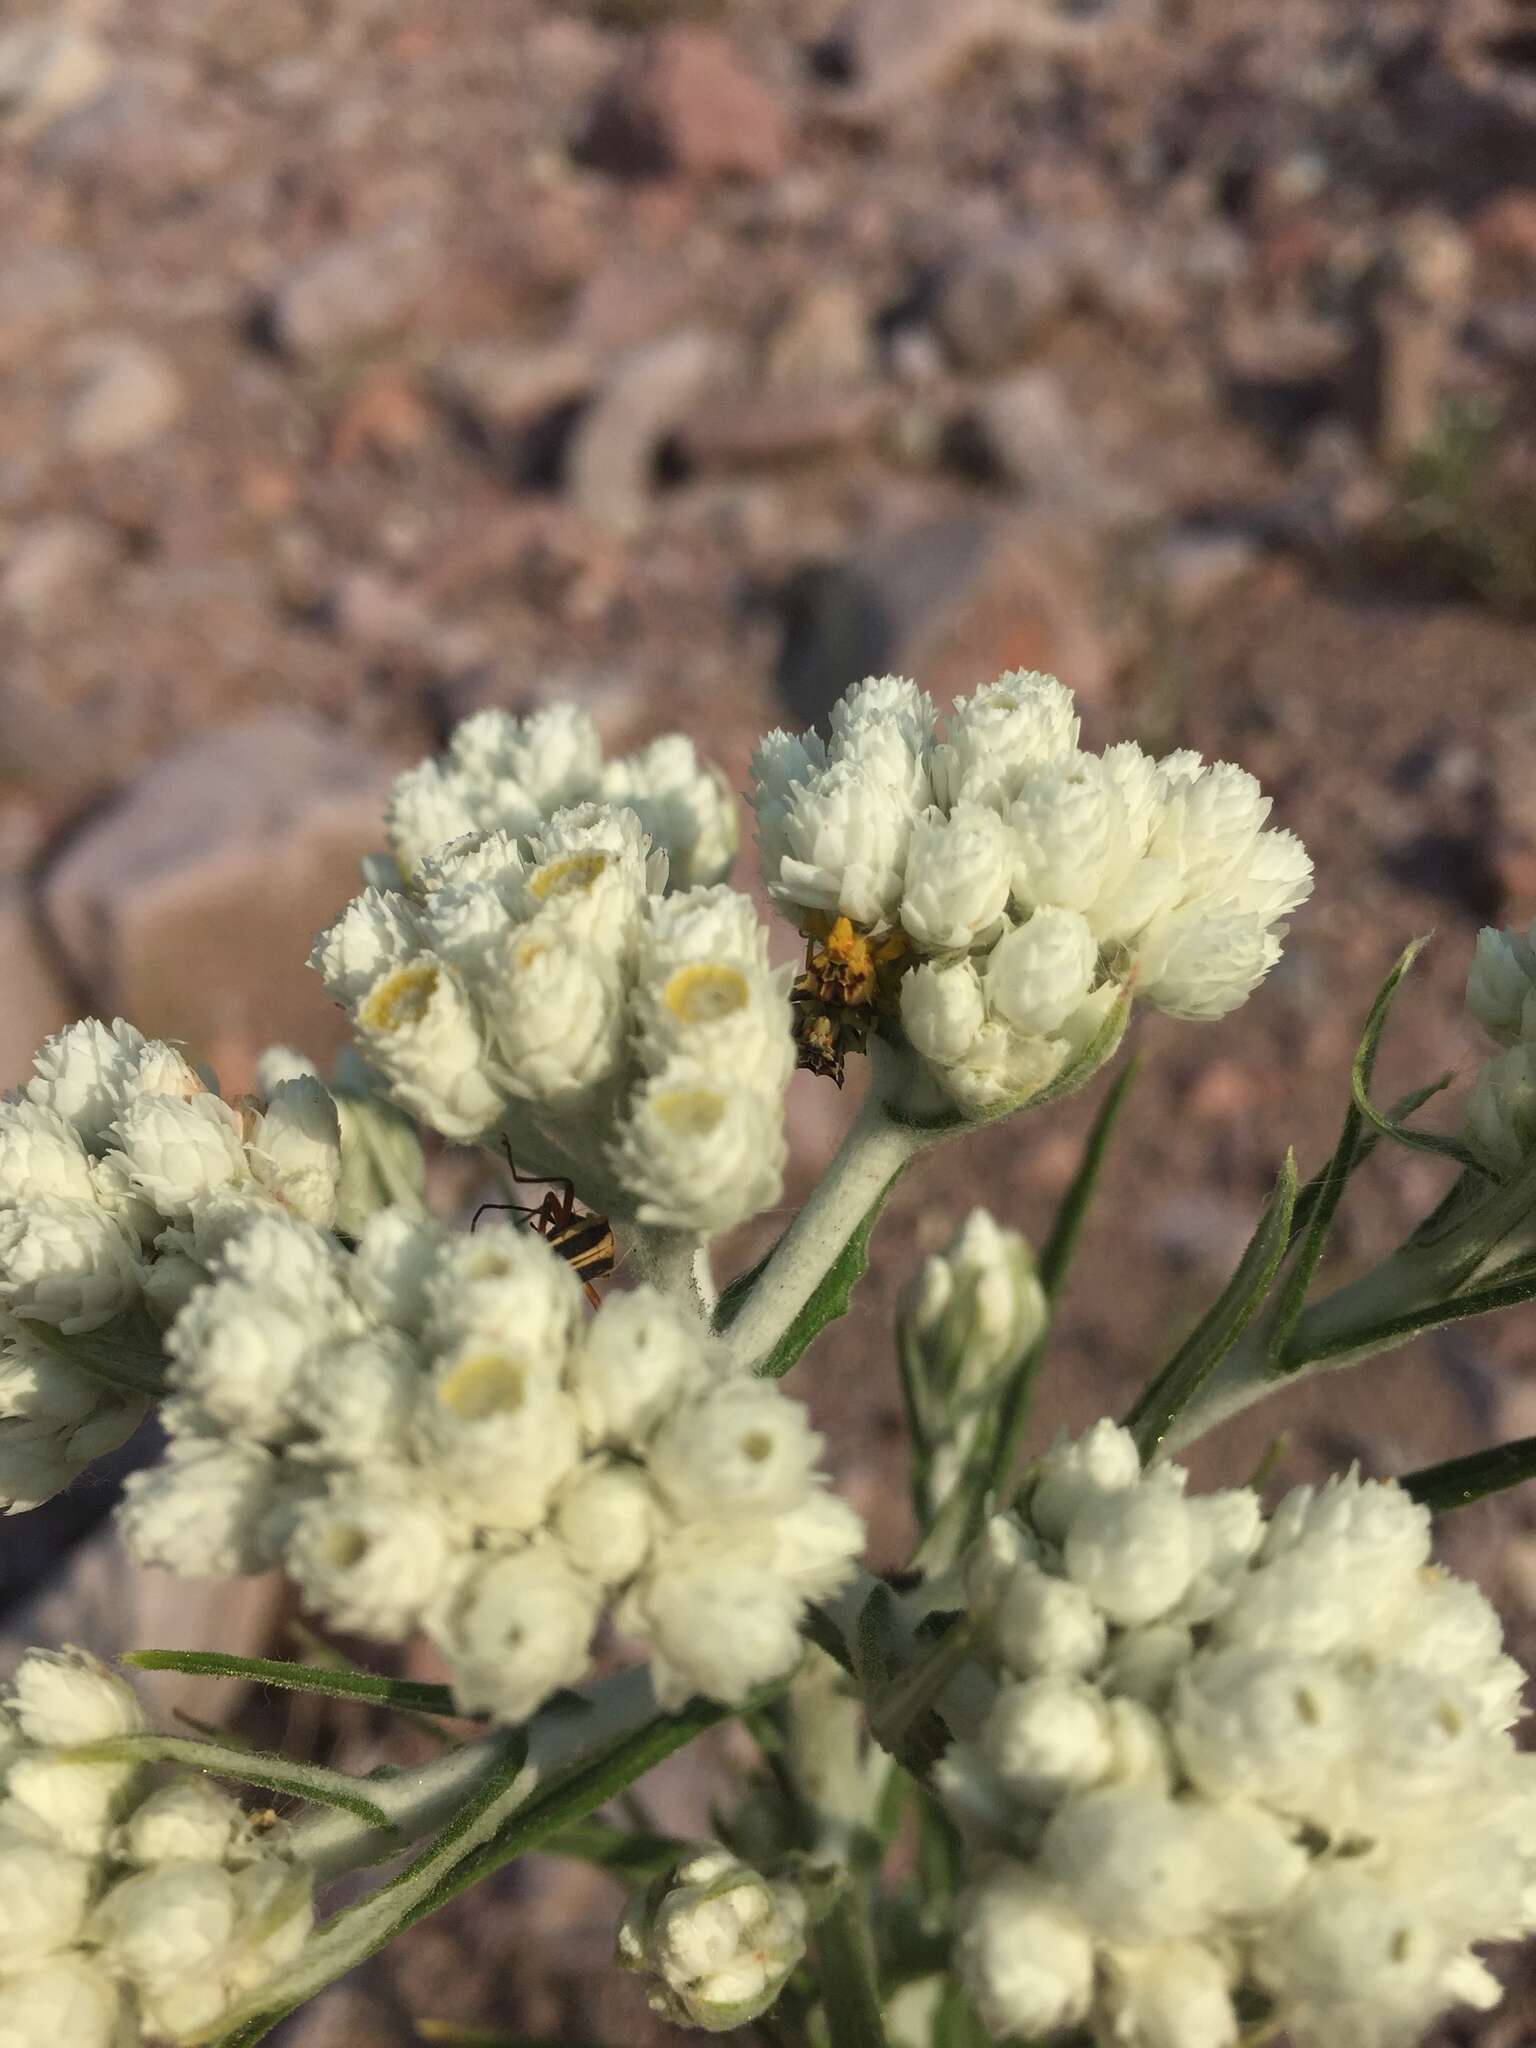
[580,27,789,182]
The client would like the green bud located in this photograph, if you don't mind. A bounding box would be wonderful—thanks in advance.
[616,1846,807,2032]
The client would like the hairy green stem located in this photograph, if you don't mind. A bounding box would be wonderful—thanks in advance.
[727,1090,928,1368]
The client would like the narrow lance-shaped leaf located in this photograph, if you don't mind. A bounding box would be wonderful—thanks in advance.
[814,1881,891,2048]
[1270,945,1439,1363]
[1347,936,1477,1168]
[1124,1152,1298,1460]
[1298,1259,1536,1366]
[125,1647,466,1720]
[1399,1434,1536,1514]
[755,1182,895,1381]
[1286,1075,1451,1253]
[63,1732,397,1833]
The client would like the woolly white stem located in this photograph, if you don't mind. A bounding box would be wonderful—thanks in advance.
[727,1089,929,1368]
[292,1666,660,1881]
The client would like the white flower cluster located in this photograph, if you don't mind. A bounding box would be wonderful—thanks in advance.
[945,1421,1535,2048]
[0,1648,311,2046]
[0,1020,343,1513]
[616,1846,808,2032]
[120,1207,862,1721]
[752,673,1312,1114]
[315,814,792,1235]
[382,703,737,890]
[1463,919,1536,1176]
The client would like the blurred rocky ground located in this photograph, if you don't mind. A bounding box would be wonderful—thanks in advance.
[8,0,1536,2039]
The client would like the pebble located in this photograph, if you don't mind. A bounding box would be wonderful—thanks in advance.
[1,515,120,626]
[565,327,725,531]
[936,230,1072,373]
[61,334,184,457]
[259,221,435,361]
[579,26,789,181]
[0,247,95,369]
[0,21,111,140]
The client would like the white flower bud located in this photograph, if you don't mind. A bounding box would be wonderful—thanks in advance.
[482,929,627,1106]
[571,1285,710,1445]
[602,734,738,891]
[385,759,482,875]
[1223,828,1313,923]
[456,704,602,816]
[432,1542,601,1723]
[900,958,987,1066]
[424,1223,582,1359]
[295,1331,422,1466]
[648,1380,823,1521]
[611,1065,785,1234]
[769,1487,863,1600]
[0,1198,142,1333]
[1040,1789,1226,1942]
[1133,909,1280,1022]
[90,1859,239,1990]
[625,1522,805,1709]
[110,1091,249,1221]
[355,958,505,1141]
[166,1281,319,1442]
[982,1676,1116,1805]
[25,1017,146,1150]
[0,1826,95,1967]
[520,805,654,949]
[1151,759,1270,886]
[619,1848,807,2032]
[899,804,1013,952]
[642,883,772,974]
[1171,1649,1358,1824]
[2,1754,137,1857]
[0,1955,123,2048]
[635,957,795,1089]
[1064,1478,1198,1627]
[9,1649,144,1747]
[1009,756,1126,914]
[1028,1419,1143,1543]
[413,1340,581,1534]
[984,908,1098,1037]
[244,1077,341,1227]
[955,1869,1094,2040]
[750,727,829,875]
[765,760,914,933]
[931,671,1080,813]
[1252,1869,1451,2041]
[1465,1041,1536,1178]
[0,1104,95,1204]
[1100,1939,1238,2048]
[350,1207,448,1333]
[311,887,424,1007]
[829,675,935,812]
[116,1778,245,1866]
[121,1041,209,1104]
[86,1153,158,1244]
[287,1479,458,1638]
[553,1460,658,1585]
[1468,923,1536,1045]
[119,1437,282,1577]
[904,1209,1047,1399]
[990,1561,1107,1680]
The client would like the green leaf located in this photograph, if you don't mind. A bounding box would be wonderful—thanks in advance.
[814,1882,890,2048]
[1037,1058,1139,1300]
[29,1318,168,1400]
[1269,952,1437,1363]
[1286,1075,1450,1253]
[536,1817,686,1883]
[124,1649,467,1720]
[1124,1152,1299,1459]
[210,1690,780,2047]
[1399,1434,1536,1513]
[1298,1260,1536,1364]
[62,1732,397,1833]
[712,1239,779,1333]
[755,1185,892,1381]
[1348,937,1476,1168]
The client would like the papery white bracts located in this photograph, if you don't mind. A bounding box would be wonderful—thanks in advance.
[942,1421,1536,2048]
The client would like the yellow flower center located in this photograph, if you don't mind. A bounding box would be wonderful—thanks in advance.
[437,1350,529,1421]
[528,851,608,902]
[664,963,750,1025]
[654,1087,725,1137]
[360,962,438,1033]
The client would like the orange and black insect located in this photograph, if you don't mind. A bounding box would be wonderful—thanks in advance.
[474,1154,616,1307]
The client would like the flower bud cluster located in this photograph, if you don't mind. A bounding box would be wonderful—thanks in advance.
[383,703,737,891]
[752,673,1311,1114]
[616,1845,808,2031]
[1463,919,1536,1176]
[0,1020,345,1512]
[900,1209,1047,1514]
[945,1421,1535,2048]
[314,810,793,1236]
[0,1648,312,2046]
[120,1207,862,1722]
